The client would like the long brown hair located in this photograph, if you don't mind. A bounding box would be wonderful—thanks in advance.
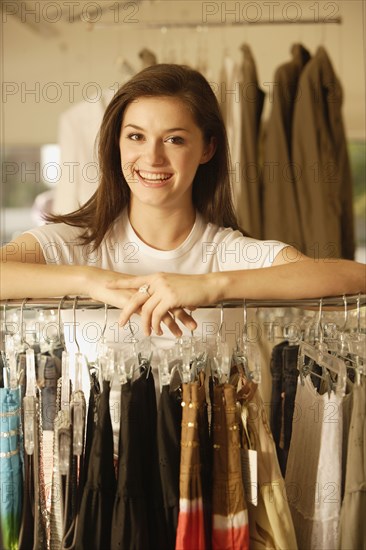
[47,64,240,248]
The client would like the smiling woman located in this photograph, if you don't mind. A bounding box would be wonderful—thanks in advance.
[119,95,216,247]
[1,64,365,338]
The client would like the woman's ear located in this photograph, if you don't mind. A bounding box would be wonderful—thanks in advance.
[200,137,217,164]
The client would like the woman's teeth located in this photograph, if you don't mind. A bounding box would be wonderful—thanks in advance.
[138,171,171,181]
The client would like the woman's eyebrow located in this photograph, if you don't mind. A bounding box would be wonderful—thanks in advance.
[123,123,189,132]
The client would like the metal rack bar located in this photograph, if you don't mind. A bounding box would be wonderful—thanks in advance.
[94,17,342,30]
[1,294,364,311]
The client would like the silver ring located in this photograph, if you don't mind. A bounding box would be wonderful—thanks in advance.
[138,284,150,295]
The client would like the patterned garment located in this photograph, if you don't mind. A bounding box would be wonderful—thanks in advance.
[50,379,67,550]
[212,384,249,550]
[0,387,23,550]
[240,382,298,550]
[175,380,210,550]
[18,391,48,550]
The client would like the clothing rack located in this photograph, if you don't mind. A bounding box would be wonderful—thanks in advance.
[94,18,342,30]
[1,294,364,311]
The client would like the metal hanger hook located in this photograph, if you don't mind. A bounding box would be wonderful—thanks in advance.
[101,303,108,340]
[356,293,361,335]
[57,296,67,349]
[20,298,31,349]
[317,297,324,343]
[72,296,80,353]
[217,303,224,342]
[242,299,248,342]
[341,294,348,332]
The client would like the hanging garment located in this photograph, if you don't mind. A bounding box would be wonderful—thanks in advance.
[18,390,48,550]
[61,389,87,550]
[111,369,166,550]
[38,351,62,430]
[269,341,299,475]
[74,380,116,550]
[262,43,310,248]
[240,382,298,549]
[175,380,211,550]
[236,44,265,238]
[211,383,249,550]
[53,89,115,215]
[285,376,343,549]
[340,387,354,501]
[157,385,182,550]
[292,46,355,259]
[49,379,64,550]
[0,387,23,550]
[338,382,366,549]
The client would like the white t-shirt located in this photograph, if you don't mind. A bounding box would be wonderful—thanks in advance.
[26,210,287,355]
[27,209,285,274]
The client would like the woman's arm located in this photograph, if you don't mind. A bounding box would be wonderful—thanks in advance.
[108,247,366,335]
[0,234,193,337]
[0,234,129,303]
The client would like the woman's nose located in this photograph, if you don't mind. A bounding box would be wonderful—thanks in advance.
[144,140,166,165]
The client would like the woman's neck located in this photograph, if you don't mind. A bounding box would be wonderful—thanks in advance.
[128,204,196,251]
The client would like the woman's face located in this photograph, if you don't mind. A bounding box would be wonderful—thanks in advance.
[119,95,214,212]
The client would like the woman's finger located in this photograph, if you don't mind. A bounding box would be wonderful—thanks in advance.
[171,308,197,331]
[119,290,149,326]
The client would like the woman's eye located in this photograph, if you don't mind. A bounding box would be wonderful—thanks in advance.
[128,133,143,141]
[166,136,184,145]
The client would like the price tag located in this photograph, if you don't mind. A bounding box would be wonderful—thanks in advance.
[241,448,258,506]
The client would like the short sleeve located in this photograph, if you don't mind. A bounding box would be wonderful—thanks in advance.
[215,230,288,271]
[25,224,86,266]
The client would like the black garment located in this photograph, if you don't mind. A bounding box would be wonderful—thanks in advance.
[111,369,166,550]
[269,341,299,475]
[157,385,182,550]
[74,381,116,550]
[39,353,61,430]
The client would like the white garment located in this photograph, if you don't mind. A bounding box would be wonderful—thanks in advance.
[25,209,286,357]
[26,209,285,273]
[52,88,115,214]
[285,377,343,550]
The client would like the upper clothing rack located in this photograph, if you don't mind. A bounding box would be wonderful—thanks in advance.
[93,17,342,30]
[1,294,364,311]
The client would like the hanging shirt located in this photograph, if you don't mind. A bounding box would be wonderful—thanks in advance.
[285,376,343,549]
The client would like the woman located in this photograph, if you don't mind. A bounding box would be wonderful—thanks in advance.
[1,64,364,338]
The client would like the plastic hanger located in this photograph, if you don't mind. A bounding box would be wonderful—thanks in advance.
[20,299,37,455]
[211,304,230,384]
[233,300,261,384]
[297,299,347,397]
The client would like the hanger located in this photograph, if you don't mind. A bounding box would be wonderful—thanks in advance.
[96,303,115,383]
[19,298,38,455]
[2,301,18,389]
[211,304,230,384]
[297,299,347,397]
[233,300,261,384]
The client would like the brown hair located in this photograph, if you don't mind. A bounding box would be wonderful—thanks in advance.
[47,64,241,248]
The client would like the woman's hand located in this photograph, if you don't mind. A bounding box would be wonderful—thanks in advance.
[106,272,221,336]
[87,268,212,337]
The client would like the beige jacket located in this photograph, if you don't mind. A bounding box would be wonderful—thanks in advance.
[292,46,355,259]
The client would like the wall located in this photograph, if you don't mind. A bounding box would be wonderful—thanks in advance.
[2,0,365,147]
